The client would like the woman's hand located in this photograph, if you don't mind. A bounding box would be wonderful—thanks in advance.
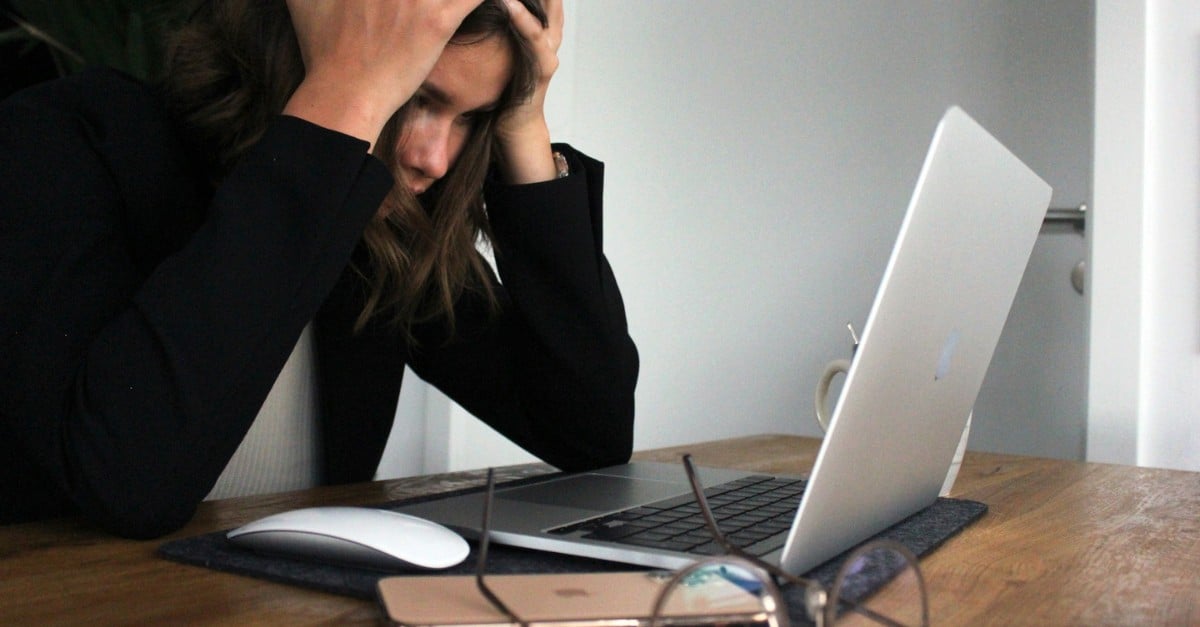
[282,0,484,150]
[494,0,564,184]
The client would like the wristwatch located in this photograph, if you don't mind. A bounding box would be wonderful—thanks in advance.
[553,151,569,179]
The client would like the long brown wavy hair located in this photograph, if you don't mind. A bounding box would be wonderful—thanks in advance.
[162,0,547,341]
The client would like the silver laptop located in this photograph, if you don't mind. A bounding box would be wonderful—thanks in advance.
[395,106,1052,576]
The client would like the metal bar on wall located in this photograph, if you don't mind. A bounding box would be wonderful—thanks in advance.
[1044,204,1087,230]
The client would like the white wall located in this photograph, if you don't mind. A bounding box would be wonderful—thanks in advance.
[1139,1,1200,470]
[1091,0,1200,472]
[1089,1,1144,466]
[381,1,1108,475]
[565,0,1093,451]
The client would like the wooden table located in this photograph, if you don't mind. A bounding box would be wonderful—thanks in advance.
[2,435,1198,625]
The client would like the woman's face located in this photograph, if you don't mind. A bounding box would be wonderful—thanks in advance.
[394,36,514,196]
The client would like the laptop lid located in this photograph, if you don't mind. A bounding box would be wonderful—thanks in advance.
[778,105,1050,573]
[395,106,1051,576]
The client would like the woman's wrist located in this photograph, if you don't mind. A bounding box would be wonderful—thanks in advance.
[282,77,396,151]
[495,118,559,184]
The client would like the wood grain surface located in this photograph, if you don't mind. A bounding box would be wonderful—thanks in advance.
[2,435,1197,625]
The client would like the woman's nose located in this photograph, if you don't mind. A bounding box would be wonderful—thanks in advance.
[405,116,452,181]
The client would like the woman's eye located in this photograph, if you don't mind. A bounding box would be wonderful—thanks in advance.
[458,108,495,128]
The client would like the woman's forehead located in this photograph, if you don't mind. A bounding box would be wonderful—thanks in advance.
[422,37,515,114]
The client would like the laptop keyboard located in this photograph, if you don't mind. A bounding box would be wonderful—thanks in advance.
[547,474,806,557]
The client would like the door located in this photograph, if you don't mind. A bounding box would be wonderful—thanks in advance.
[972,213,1089,460]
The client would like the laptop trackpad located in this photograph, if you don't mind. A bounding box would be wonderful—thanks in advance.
[498,475,687,512]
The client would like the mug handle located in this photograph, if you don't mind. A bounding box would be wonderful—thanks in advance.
[814,359,851,432]
[813,358,971,496]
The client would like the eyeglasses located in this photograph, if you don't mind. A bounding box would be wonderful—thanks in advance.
[474,458,929,627]
[656,454,930,627]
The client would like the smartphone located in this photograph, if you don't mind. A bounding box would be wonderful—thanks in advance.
[376,570,770,626]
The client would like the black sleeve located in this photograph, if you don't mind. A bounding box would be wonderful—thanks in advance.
[0,74,393,537]
[405,146,639,472]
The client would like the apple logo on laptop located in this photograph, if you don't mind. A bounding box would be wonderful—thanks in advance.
[935,329,960,381]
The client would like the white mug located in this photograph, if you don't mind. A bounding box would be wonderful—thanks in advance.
[814,359,971,497]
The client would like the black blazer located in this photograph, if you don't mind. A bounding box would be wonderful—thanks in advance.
[0,70,637,538]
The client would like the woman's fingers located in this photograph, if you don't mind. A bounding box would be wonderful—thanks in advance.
[282,0,485,147]
[493,0,563,183]
[506,0,562,69]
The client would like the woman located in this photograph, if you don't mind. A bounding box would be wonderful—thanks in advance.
[0,0,638,538]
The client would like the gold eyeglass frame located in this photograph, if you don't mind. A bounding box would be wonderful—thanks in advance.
[472,457,929,627]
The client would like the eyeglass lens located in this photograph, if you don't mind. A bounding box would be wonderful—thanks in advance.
[679,455,928,627]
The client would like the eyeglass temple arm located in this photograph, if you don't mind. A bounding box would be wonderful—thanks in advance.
[682,454,802,580]
[475,468,526,627]
[681,454,836,626]
[681,454,741,555]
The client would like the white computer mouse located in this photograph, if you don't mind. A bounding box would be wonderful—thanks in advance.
[226,506,470,571]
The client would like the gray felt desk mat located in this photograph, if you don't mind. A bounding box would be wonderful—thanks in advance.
[159,483,986,624]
